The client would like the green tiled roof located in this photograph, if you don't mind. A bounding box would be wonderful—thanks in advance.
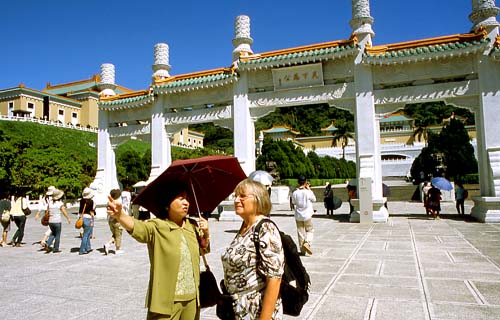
[45,82,99,95]
[364,38,489,62]
[100,93,153,108]
[239,43,357,68]
[380,115,412,123]
[153,72,237,92]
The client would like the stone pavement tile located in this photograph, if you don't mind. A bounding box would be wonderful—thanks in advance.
[426,279,479,304]
[386,241,414,251]
[355,250,415,263]
[306,295,370,319]
[329,282,422,300]
[431,303,500,320]
[337,274,420,288]
[472,281,500,305]
[320,247,359,260]
[344,260,381,275]
[309,271,337,292]
[373,299,427,320]
[304,259,345,274]
[380,261,418,277]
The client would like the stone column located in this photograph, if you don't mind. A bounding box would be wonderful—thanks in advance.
[350,0,375,45]
[470,0,500,32]
[232,15,253,62]
[152,43,171,81]
[349,0,386,223]
[233,71,255,175]
[148,95,171,182]
[92,63,118,218]
[91,108,117,218]
[98,63,117,97]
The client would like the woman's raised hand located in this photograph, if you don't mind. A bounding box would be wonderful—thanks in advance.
[107,195,123,217]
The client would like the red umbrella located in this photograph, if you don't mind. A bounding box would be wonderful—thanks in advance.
[133,155,247,217]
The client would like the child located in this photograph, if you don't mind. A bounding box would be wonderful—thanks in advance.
[104,189,124,255]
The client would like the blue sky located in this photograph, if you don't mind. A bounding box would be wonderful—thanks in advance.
[1,0,476,91]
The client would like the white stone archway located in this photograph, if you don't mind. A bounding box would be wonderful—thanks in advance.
[92,0,500,223]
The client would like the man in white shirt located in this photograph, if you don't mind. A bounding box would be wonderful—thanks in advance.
[291,176,316,256]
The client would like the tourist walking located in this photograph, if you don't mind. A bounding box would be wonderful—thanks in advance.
[9,192,29,247]
[45,189,71,253]
[222,178,284,319]
[107,183,210,319]
[323,182,334,215]
[34,186,55,248]
[78,187,95,255]
[291,176,316,256]
[0,192,12,247]
[427,185,442,220]
[455,182,467,215]
[422,181,432,215]
[104,189,124,255]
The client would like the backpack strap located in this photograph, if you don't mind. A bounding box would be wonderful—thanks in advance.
[252,218,279,261]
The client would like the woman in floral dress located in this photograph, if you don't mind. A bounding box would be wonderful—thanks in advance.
[221,179,285,320]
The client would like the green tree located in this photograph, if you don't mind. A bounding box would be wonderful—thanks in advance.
[437,118,477,180]
[331,119,354,159]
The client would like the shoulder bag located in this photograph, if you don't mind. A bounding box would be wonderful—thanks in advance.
[75,202,86,229]
[22,198,32,216]
[41,204,50,226]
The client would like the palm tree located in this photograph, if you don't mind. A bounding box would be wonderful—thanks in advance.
[406,115,434,146]
[331,121,354,159]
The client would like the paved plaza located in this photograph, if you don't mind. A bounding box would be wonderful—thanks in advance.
[2,200,500,320]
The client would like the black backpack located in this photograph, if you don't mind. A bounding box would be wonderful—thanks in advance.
[253,219,310,316]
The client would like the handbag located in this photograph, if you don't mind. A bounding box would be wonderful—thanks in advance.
[75,202,86,229]
[216,280,235,320]
[199,252,221,308]
[41,210,50,226]
[1,211,10,223]
[22,198,32,216]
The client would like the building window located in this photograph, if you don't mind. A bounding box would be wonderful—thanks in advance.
[27,102,34,110]
[58,110,64,115]
[72,112,77,119]
[8,101,14,110]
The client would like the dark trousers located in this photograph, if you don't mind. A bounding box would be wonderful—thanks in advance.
[12,215,27,244]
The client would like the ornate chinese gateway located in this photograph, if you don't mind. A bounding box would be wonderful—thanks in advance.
[93,1,500,223]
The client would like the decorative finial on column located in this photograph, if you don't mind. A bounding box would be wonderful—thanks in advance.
[232,15,253,62]
[470,0,500,32]
[152,43,171,81]
[350,0,375,43]
[98,63,117,97]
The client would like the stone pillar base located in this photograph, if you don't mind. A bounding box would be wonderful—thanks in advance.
[349,198,389,223]
[270,186,290,204]
[217,201,242,221]
[471,196,500,223]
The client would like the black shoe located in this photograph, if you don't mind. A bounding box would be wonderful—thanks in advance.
[53,250,62,253]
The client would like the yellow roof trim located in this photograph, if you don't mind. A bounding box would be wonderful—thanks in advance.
[240,38,357,62]
[262,125,300,135]
[366,30,487,55]
[45,74,100,90]
[100,89,151,101]
[154,67,235,85]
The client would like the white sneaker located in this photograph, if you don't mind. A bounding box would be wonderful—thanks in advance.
[103,243,109,255]
[115,249,124,255]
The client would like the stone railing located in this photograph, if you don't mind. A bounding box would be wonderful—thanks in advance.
[0,115,97,133]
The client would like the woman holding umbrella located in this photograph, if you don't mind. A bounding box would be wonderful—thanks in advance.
[107,183,210,320]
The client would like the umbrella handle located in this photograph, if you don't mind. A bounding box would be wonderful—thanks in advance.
[189,180,202,220]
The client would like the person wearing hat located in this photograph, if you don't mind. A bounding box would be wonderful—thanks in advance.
[291,176,316,256]
[78,187,96,255]
[35,186,55,248]
[45,189,71,253]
